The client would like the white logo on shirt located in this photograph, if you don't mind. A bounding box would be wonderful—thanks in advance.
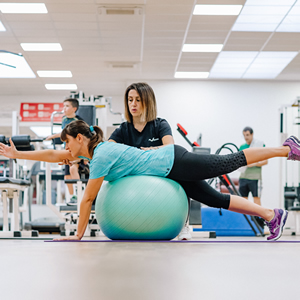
[149,137,159,142]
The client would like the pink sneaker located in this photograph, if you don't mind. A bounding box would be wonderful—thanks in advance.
[265,209,288,241]
[283,136,300,161]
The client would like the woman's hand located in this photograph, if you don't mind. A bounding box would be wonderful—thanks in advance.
[58,158,73,166]
[0,138,18,159]
[53,235,81,241]
[141,146,159,151]
[45,135,54,141]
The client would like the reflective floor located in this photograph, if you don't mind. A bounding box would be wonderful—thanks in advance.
[0,234,300,300]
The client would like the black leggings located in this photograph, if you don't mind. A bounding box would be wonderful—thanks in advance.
[166,145,248,210]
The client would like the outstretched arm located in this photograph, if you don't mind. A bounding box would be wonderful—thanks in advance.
[141,135,175,151]
[54,176,104,241]
[0,138,75,162]
[45,132,61,141]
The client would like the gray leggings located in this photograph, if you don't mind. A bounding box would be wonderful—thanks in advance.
[167,145,247,209]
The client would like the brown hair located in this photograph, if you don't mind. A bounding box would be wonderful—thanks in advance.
[64,98,79,112]
[124,82,157,123]
[243,126,253,134]
[61,120,104,157]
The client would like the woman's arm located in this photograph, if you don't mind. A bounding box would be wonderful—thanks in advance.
[161,135,174,146]
[0,139,75,162]
[141,135,174,150]
[54,177,104,240]
[45,132,61,141]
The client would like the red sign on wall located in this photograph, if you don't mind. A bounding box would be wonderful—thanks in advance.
[20,103,64,122]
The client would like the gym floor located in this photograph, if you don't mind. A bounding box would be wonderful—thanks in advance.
[1,234,300,300]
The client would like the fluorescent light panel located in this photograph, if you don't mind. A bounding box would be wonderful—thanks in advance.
[209,51,298,79]
[0,53,35,78]
[21,43,62,51]
[193,5,242,15]
[45,84,77,90]
[0,21,6,31]
[243,51,298,78]
[232,0,300,32]
[245,0,296,5]
[174,72,209,79]
[37,71,72,78]
[0,3,47,14]
[182,44,223,53]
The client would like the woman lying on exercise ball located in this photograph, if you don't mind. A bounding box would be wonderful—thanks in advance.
[0,120,296,241]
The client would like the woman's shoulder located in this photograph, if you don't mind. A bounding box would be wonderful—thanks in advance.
[153,118,171,127]
[117,121,132,130]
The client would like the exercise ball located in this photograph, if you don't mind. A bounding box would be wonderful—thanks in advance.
[95,176,188,240]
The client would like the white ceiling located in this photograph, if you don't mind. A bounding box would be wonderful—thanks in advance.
[0,0,300,99]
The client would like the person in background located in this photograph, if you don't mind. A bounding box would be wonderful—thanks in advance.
[109,82,192,240]
[239,127,268,228]
[46,98,84,205]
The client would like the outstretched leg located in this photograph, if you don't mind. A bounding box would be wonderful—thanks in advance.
[229,195,273,220]
[243,146,289,164]
[168,144,292,182]
[229,195,288,241]
[175,179,288,241]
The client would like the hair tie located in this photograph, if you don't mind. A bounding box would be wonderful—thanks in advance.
[90,126,95,133]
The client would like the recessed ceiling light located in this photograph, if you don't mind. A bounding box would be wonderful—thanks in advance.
[45,84,78,90]
[277,23,300,32]
[209,51,298,79]
[232,1,300,32]
[193,5,243,16]
[0,3,47,14]
[0,51,35,78]
[0,21,6,31]
[242,5,291,16]
[174,72,209,79]
[21,43,62,51]
[182,44,223,53]
[232,23,278,32]
[37,71,72,78]
[243,51,298,78]
[245,0,295,5]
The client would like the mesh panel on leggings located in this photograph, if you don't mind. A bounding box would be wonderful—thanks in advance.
[206,151,247,178]
[167,145,248,182]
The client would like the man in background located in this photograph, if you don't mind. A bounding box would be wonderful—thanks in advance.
[239,126,268,207]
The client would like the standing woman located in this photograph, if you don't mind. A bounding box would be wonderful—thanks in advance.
[109,82,173,149]
[109,82,191,240]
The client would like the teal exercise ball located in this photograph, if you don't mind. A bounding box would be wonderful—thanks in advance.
[95,176,188,240]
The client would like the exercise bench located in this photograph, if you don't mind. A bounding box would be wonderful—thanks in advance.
[0,177,38,237]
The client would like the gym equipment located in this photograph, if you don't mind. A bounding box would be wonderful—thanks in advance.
[0,134,44,151]
[0,177,38,237]
[59,178,100,237]
[176,123,264,237]
[176,123,210,227]
[200,207,262,236]
[95,176,189,240]
[280,97,300,235]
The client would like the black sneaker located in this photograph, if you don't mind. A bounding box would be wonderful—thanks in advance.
[67,195,77,206]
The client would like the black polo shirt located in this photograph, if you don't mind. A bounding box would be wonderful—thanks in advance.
[109,118,172,148]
